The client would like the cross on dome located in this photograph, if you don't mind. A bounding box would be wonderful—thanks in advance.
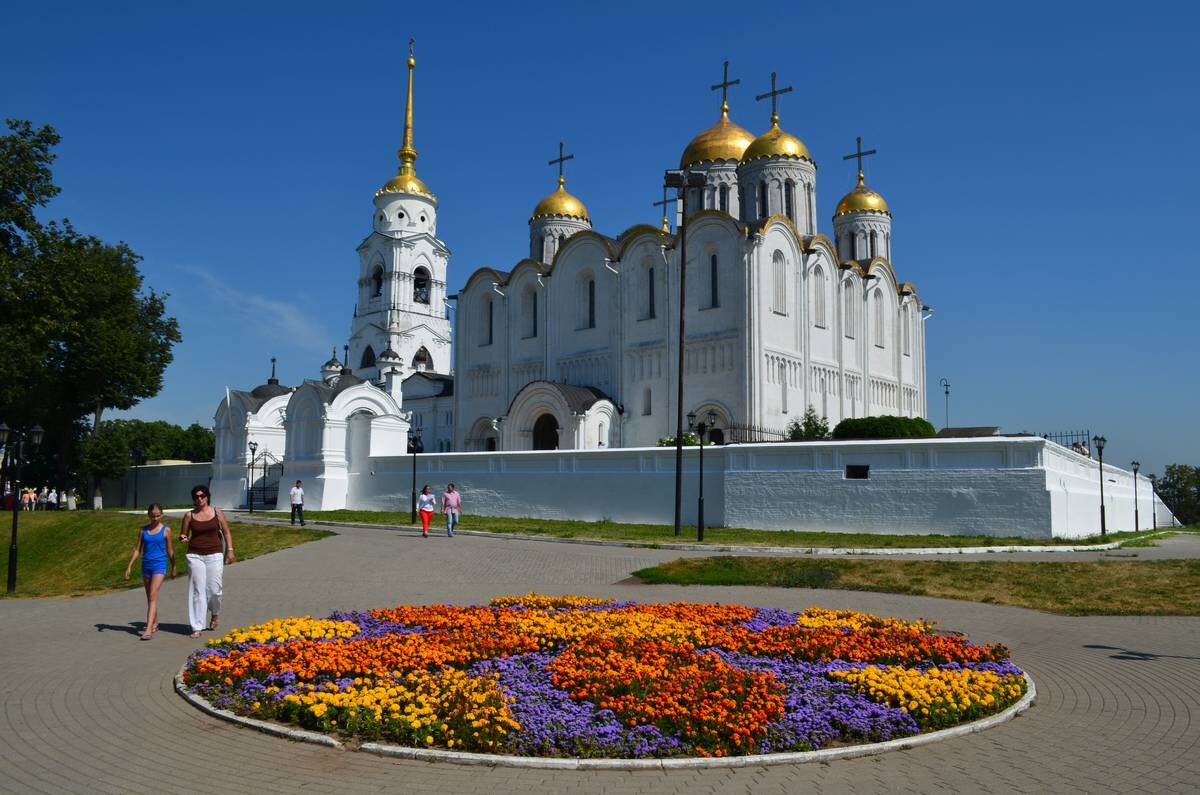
[842,135,878,185]
[711,60,741,114]
[755,71,793,125]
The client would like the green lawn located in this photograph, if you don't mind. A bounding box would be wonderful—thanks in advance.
[632,556,1200,616]
[283,509,1154,549]
[2,511,333,598]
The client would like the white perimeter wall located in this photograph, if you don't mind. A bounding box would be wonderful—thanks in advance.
[100,462,212,509]
[121,438,1178,538]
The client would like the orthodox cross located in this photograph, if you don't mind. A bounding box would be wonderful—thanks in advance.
[711,60,740,108]
[653,185,678,231]
[842,136,877,174]
[549,141,575,182]
[755,71,793,121]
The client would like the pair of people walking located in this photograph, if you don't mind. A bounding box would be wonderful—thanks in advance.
[416,483,462,538]
[123,485,234,641]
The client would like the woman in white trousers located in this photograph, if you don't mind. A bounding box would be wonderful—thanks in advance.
[179,485,235,639]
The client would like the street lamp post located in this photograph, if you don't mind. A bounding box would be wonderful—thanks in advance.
[664,168,707,537]
[938,378,951,430]
[408,428,423,524]
[0,422,44,594]
[1093,435,1107,537]
[687,409,718,542]
[1148,474,1157,530]
[131,446,143,510]
[1131,461,1140,532]
[247,441,258,513]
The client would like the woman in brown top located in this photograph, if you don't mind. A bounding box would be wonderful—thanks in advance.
[179,485,235,639]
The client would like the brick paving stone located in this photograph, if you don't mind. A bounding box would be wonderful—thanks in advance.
[0,526,1197,794]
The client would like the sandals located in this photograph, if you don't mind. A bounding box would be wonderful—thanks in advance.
[140,632,154,641]
[189,631,202,639]
[208,617,220,631]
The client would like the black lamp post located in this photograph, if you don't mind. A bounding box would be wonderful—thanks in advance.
[687,409,718,542]
[664,168,707,537]
[1148,473,1158,530]
[1093,435,1107,537]
[938,378,951,430]
[1,422,44,594]
[131,445,143,510]
[247,441,258,513]
[408,428,423,524]
[1130,460,1140,532]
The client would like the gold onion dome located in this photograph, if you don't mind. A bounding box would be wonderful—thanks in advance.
[741,114,812,164]
[679,104,754,168]
[530,176,590,222]
[835,170,891,216]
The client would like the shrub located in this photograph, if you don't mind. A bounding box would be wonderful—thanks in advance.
[788,406,831,440]
[658,433,702,447]
[831,415,937,440]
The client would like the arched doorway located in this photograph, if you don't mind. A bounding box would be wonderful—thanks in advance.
[532,414,559,450]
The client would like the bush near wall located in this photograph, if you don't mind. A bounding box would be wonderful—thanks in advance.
[832,415,937,440]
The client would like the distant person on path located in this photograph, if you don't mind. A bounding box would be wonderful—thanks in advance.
[48,487,58,510]
[441,483,462,537]
[179,485,235,640]
[289,480,305,526]
[417,484,436,538]
[38,486,47,510]
[124,502,175,641]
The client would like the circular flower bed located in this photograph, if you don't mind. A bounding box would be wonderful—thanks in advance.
[182,595,1027,758]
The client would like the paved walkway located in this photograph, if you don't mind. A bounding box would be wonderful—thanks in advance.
[1,526,1197,793]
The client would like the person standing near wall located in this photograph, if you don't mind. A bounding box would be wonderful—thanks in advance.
[441,483,462,537]
[417,484,436,538]
[289,480,305,526]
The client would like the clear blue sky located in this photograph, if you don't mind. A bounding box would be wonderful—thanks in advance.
[6,1,1197,476]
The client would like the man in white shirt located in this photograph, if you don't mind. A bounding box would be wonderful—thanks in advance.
[48,488,58,510]
[289,480,305,526]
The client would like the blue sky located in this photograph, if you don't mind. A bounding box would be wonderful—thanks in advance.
[6,1,1197,476]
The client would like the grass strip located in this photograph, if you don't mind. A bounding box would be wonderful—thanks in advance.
[631,556,1200,616]
[289,509,1151,549]
[1,511,333,598]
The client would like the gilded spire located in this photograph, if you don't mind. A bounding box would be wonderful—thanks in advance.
[377,37,435,200]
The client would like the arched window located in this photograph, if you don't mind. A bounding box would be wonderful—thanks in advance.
[709,253,719,309]
[412,347,432,371]
[719,185,729,213]
[772,251,787,314]
[813,266,826,328]
[784,181,795,223]
[869,231,878,259]
[850,233,859,260]
[758,182,769,218]
[873,290,885,348]
[586,278,596,329]
[642,387,652,415]
[524,288,538,338]
[371,265,384,297]
[844,284,856,339]
[413,267,431,304]
[646,265,656,319]
[360,345,376,368]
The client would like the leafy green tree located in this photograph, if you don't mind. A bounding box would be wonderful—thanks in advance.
[81,422,132,489]
[1155,464,1199,526]
[788,406,831,440]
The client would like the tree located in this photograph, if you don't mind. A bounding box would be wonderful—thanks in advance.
[1155,464,1199,526]
[81,422,132,486]
[788,406,831,440]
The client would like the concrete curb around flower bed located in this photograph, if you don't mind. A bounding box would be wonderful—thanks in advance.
[231,513,1160,557]
[176,667,1034,770]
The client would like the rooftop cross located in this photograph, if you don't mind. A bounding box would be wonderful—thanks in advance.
[754,71,793,124]
[549,141,575,185]
[710,60,740,113]
[653,185,678,232]
[842,136,878,181]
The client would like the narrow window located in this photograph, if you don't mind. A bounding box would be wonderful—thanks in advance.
[845,464,870,479]
[772,251,786,314]
[780,362,788,413]
[360,345,376,368]
[784,182,795,223]
[530,290,538,338]
[709,253,719,308]
[371,266,383,297]
[850,234,858,260]
[813,267,826,328]
[647,266,656,319]
[844,287,855,339]
[642,387,652,415]
[759,182,768,218]
[903,304,911,356]
[587,279,596,328]
[870,231,878,259]
[738,187,746,221]
[483,296,493,346]
[874,291,884,348]
[719,185,729,213]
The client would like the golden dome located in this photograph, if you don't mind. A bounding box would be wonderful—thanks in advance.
[378,171,434,199]
[530,176,590,222]
[679,105,754,168]
[835,171,890,216]
[741,116,812,164]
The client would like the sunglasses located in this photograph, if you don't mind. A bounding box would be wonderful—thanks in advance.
[192,493,207,500]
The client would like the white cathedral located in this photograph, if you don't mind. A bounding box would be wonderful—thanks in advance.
[211,50,928,509]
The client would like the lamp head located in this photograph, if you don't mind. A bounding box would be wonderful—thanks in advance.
[248,441,258,455]
[687,410,697,429]
[29,425,43,446]
[707,409,717,426]
[1093,435,1106,452]
[1131,460,1139,474]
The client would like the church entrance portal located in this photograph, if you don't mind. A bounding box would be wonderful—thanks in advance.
[533,414,559,450]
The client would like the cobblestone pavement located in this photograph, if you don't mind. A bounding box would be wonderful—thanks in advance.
[1,526,1197,794]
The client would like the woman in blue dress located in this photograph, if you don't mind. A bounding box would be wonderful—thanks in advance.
[124,503,176,640]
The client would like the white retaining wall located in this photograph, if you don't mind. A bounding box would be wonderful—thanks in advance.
[100,462,212,509]
[130,437,1178,538]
